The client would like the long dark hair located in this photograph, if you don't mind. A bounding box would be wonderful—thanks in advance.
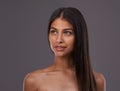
[48,7,96,91]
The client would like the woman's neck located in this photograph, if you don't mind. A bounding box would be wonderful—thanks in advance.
[52,56,75,71]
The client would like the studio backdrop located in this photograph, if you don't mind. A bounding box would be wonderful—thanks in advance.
[0,0,120,91]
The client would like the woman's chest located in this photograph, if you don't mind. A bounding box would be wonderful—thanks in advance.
[38,81,78,91]
[36,74,78,91]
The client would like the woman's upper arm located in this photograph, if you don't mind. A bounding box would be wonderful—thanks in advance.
[23,74,36,91]
[96,73,106,91]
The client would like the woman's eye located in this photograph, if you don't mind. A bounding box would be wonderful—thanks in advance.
[64,31,72,35]
[50,30,57,34]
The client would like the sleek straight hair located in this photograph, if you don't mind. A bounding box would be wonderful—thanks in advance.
[48,7,96,91]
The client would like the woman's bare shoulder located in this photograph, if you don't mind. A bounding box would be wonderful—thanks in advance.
[23,67,50,91]
[93,71,106,91]
[24,66,53,81]
[23,66,54,91]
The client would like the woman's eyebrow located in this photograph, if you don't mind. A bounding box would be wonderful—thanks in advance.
[50,27,57,30]
[63,28,73,31]
[50,27,73,31]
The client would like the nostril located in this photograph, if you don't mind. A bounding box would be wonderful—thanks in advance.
[56,39,63,43]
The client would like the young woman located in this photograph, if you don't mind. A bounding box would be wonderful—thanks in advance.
[23,7,106,91]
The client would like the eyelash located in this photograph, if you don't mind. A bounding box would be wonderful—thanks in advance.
[50,30,57,34]
[50,30,72,35]
[63,31,72,35]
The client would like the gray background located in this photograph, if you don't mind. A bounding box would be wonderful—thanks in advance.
[0,0,120,91]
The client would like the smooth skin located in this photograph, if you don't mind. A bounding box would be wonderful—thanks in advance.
[23,18,106,91]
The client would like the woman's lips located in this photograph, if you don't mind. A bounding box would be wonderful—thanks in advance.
[54,46,66,51]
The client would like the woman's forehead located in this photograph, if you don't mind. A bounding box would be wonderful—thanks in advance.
[50,18,73,29]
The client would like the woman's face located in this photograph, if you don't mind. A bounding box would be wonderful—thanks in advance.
[49,18,75,57]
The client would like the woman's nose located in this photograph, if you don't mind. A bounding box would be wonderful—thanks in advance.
[56,33,63,43]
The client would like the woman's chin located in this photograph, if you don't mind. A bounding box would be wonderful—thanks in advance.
[55,53,65,57]
[54,52,71,58]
